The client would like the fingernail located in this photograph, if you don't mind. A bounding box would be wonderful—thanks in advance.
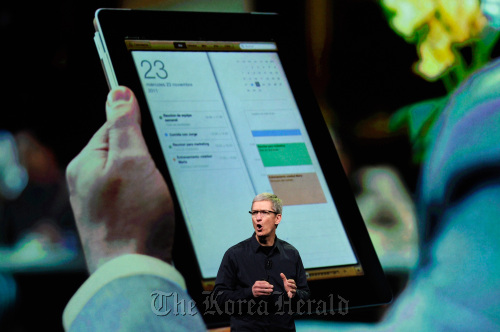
[108,87,132,105]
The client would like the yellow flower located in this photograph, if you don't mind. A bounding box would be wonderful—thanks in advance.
[381,0,488,80]
[382,0,435,38]
[436,0,487,43]
[416,17,455,79]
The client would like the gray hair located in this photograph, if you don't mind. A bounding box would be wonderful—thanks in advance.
[252,193,283,214]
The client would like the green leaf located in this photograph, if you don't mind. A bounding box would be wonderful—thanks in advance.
[389,96,448,163]
[389,97,446,139]
[407,97,446,141]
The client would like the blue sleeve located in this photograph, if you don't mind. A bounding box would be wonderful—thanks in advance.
[68,275,206,332]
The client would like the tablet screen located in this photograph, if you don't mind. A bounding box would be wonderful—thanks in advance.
[125,39,363,287]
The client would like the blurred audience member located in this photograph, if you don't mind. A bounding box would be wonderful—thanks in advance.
[354,166,419,272]
[0,131,80,272]
[0,131,28,202]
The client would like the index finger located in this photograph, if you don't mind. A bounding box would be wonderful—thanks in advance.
[258,280,272,285]
[66,123,109,186]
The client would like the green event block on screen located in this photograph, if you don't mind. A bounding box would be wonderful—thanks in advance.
[257,143,312,167]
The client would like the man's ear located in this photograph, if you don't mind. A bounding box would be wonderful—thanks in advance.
[275,214,282,228]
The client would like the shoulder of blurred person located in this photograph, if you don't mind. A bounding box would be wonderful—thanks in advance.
[297,57,500,332]
[388,57,500,331]
[418,57,500,254]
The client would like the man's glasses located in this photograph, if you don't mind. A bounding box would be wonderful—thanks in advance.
[249,210,278,216]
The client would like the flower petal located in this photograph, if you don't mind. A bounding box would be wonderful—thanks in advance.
[416,18,455,79]
[382,0,436,37]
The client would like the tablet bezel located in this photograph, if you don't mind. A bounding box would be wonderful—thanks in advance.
[94,8,392,326]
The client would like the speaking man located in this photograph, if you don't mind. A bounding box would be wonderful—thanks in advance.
[213,193,310,331]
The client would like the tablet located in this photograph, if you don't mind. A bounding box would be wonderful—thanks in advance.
[94,8,392,326]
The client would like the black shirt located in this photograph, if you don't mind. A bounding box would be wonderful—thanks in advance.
[213,233,310,331]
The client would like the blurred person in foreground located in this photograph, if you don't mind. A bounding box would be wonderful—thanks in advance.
[297,56,500,331]
[64,68,499,331]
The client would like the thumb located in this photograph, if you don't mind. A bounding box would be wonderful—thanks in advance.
[106,86,141,126]
[105,86,149,160]
[280,273,287,281]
